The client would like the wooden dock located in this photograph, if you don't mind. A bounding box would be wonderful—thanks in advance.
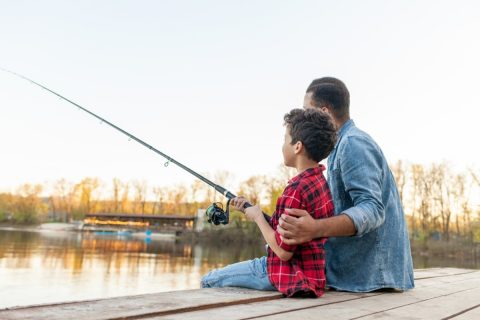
[1,268,479,319]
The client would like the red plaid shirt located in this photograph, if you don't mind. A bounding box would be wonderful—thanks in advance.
[267,165,334,297]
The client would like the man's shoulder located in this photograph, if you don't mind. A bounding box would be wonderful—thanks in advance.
[343,124,372,141]
[340,125,379,150]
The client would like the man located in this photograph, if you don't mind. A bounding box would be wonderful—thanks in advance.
[277,77,414,292]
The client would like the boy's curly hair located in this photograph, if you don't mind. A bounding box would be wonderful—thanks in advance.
[284,108,337,162]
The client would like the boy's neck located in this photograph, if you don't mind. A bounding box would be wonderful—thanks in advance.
[294,158,319,174]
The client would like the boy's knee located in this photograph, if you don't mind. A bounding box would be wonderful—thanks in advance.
[200,278,210,288]
[200,273,212,288]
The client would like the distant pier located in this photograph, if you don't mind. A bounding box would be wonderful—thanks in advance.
[83,212,197,234]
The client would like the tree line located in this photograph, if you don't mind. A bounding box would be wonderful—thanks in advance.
[0,166,294,225]
[391,161,480,242]
[1,162,479,242]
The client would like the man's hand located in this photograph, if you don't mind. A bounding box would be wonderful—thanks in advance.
[277,208,318,245]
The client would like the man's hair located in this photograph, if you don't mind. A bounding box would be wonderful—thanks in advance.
[284,108,337,162]
[306,77,350,120]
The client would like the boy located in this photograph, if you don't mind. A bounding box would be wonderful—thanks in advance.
[200,108,336,297]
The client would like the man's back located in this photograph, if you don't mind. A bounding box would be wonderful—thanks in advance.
[325,119,414,292]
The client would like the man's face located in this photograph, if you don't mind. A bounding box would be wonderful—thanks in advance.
[304,91,335,122]
[303,92,316,109]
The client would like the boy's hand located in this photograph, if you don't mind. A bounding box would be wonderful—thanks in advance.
[231,196,249,213]
[245,205,263,222]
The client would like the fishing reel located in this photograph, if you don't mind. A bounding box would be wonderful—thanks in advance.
[206,198,231,225]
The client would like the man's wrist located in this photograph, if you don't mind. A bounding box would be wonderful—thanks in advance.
[314,218,325,238]
[315,214,357,238]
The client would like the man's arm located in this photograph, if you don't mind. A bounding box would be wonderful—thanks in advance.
[337,135,385,235]
[277,210,355,245]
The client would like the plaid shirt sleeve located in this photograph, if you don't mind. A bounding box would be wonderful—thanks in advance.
[274,187,303,252]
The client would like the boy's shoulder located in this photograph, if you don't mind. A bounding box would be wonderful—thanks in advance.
[286,168,329,197]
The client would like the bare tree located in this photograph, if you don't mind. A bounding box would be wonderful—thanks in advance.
[151,186,166,214]
[431,163,452,241]
[120,182,130,213]
[264,174,286,214]
[75,178,100,215]
[111,178,123,213]
[13,184,45,223]
[410,164,425,237]
[238,175,267,205]
[167,184,188,215]
[52,178,76,222]
[391,160,408,205]
[469,168,478,184]
[132,180,148,214]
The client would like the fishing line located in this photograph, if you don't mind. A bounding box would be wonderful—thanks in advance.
[0,67,270,224]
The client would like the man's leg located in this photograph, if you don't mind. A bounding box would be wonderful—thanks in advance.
[201,256,275,291]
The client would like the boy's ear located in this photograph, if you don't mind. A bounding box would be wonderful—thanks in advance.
[294,141,303,154]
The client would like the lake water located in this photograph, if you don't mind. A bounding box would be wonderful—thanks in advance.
[1,228,479,309]
[0,228,264,309]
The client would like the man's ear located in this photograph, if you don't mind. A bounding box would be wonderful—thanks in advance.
[321,106,332,116]
[294,141,303,154]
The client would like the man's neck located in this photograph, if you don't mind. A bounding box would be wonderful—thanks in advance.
[334,117,350,132]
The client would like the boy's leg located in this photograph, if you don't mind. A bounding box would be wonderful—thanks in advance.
[201,256,275,291]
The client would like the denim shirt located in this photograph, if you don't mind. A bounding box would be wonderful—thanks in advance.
[325,120,414,292]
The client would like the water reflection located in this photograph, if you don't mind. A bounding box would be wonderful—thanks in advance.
[0,228,264,308]
[2,228,479,309]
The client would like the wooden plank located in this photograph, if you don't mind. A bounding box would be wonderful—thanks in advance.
[251,277,480,320]
[147,271,480,320]
[148,291,381,320]
[414,270,480,287]
[449,305,480,319]
[0,287,282,320]
[357,287,480,319]
[414,268,479,280]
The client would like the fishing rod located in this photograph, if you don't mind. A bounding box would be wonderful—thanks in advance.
[0,67,270,225]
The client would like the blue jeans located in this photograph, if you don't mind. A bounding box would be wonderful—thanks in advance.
[201,256,276,291]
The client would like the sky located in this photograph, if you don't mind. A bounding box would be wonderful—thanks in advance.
[1,0,480,196]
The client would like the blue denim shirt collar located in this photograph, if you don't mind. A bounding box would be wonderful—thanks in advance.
[337,119,355,139]
[328,119,355,167]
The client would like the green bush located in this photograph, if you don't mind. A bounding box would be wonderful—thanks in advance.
[12,209,38,224]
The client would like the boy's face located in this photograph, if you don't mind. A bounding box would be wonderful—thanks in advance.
[282,126,296,168]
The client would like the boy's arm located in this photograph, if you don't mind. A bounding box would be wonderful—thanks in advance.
[252,211,293,261]
[234,195,298,261]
